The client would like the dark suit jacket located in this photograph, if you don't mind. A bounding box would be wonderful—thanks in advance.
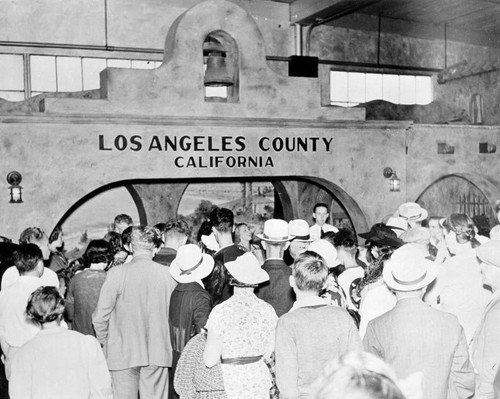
[256,259,295,317]
[363,297,475,399]
[153,247,177,267]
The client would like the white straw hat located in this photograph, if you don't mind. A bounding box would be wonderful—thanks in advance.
[225,252,269,285]
[257,219,295,242]
[395,203,428,222]
[307,239,341,268]
[383,244,437,291]
[288,219,313,242]
[170,244,215,283]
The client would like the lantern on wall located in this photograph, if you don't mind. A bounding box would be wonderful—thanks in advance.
[7,171,23,203]
[383,167,400,192]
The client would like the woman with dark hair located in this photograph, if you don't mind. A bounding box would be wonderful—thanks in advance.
[65,239,112,336]
[9,286,112,399]
[356,224,404,337]
[424,213,492,342]
[197,220,219,256]
[204,253,278,399]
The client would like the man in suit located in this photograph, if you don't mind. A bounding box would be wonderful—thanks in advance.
[471,240,500,398]
[255,219,295,316]
[363,244,475,399]
[93,226,177,399]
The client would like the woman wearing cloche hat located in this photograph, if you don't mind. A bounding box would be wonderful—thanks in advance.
[203,252,278,399]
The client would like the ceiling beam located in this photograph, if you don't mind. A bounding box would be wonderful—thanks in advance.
[290,0,383,25]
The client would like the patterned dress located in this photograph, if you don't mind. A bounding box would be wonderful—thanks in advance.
[206,288,278,399]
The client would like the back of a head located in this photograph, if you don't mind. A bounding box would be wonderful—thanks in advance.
[103,231,123,255]
[13,243,43,274]
[84,239,112,265]
[164,219,190,238]
[443,213,479,246]
[209,207,234,232]
[26,286,64,325]
[130,226,162,252]
[114,214,133,226]
[19,227,45,245]
[293,250,328,292]
[313,352,406,399]
[333,229,357,248]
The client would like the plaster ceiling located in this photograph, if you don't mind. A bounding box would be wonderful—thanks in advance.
[269,0,500,47]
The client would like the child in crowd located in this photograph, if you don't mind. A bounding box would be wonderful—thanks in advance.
[275,251,362,399]
[8,286,112,399]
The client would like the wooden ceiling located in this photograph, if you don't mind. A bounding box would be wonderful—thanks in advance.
[271,0,500,47]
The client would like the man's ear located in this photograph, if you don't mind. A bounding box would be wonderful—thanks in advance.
[181,235,188,245]
[312,212,316,221]
[261,241,267,251]
[232,225,236,233]
[289,275,296,290]
[284,241,290,250]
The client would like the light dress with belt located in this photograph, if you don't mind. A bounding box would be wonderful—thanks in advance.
[205,288,278,399]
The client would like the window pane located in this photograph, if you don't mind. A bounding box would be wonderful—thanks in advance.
[366,73,383,102]
[31,56,56,92]
[330,71,348,102]
[0,91,25,101]
[416,76,433,104]
[57,57,82,92]
[348,72,365,103]
[82,58,106,91]
[0,54,24,91]
[131,60,156,69]
[107,59,131,68]
[399,75,416,104]
[382,74,399,104]
[154,61,162,68]
[205,86,227,98]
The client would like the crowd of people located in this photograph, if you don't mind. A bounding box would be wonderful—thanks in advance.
[0,200,500,399]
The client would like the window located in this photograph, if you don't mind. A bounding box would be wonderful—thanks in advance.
[0,53,162,100]
[330,70,433,107]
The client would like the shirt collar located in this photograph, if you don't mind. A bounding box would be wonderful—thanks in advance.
[291,295,327,311]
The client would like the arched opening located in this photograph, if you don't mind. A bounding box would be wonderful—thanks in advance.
[416,173,497,236]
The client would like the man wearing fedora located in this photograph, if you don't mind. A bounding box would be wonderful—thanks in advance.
[363,244,475,399]
[169,244,214,399]
[471,240,500,398]
[283,219,313,267]
[255,219,296,317]
[93,226,177,399]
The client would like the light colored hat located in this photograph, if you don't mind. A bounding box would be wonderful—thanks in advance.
[307,239,341,268]
[257,219,295,242]
[383,244,437,291]
[395,202,428,222]
[489,225,500,241]
[476,240,500,268]
[400,227,431,245]
[201,233,219,252]
[170,244,215,283]
[288,219,312,242]
[225,252,269,284]
[385,216,409,238]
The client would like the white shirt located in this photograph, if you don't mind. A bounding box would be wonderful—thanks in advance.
[1,266,59,290]
[309,223,339,241]
[0,276,51,354]
[358,280,396,338]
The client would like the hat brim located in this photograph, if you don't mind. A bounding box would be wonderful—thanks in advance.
[256,233,294,242]
[225,262,269,285]
[395,208,429,222]
[291,235,314,242]
[359,233,404,249]
[383,260,437,292]
[170,254,215,284]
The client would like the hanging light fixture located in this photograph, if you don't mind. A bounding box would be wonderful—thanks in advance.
[203,40,234,87]
[6,171,23,203]
[383,167,401,192]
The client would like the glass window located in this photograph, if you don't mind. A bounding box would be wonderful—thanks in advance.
[57,57,83,92]
[107,59,131,68]
[31,55,57,92]
[82,58,107,91]
[365,73,383,102]
[348,72,365,103]
[399,75,416,105]
[416,76,432,105]
[382,74,399,104]
[131,60,156,69]
[0,91,25,101]
[330,71,348,103]
[0,54,24,91]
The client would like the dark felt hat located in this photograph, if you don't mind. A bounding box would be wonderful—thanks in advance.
[358,223,404,248]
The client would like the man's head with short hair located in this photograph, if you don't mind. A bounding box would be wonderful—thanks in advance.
[163,219,190,249]
[18,227,50,260]
[113,214,133,234]
[130,226,162,254]
[13,243,44,275]
[291,250,328,293]
[26,286,64,325]
[209,208,234,233]
[313,202,330,227]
